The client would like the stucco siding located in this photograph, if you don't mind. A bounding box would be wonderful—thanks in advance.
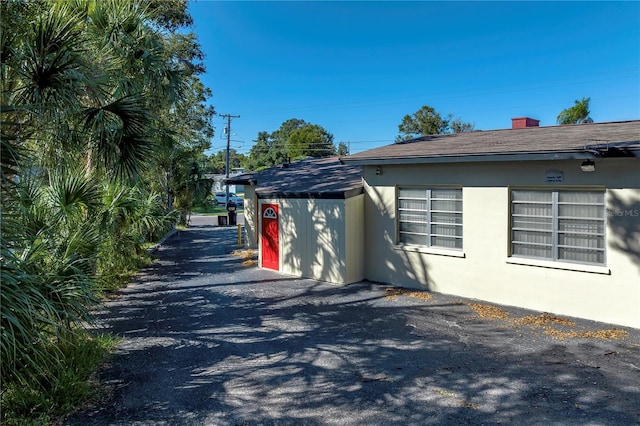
[345,194,365,284]
[363,158,640,328]
[243,185,257,248]
[278,198,347,284]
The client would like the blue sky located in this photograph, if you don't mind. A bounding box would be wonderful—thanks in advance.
[187,1,640,155]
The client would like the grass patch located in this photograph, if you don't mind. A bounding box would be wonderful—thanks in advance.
[191,205,225,215]
[191,204,244,216]
[96,268,143,293]
[1,331,120,426]
[191,205,228,215]
[95,249,156,294]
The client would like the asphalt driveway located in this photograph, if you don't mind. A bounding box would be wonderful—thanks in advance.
[67,215,640,425]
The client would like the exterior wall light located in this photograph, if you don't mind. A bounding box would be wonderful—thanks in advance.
[580,159,596,172]
[375,166,382,175]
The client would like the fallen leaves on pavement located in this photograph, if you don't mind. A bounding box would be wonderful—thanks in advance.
[466,303,510,319]
[231,249,257,267]
[384,287,432,301]
[513,312,577,327]
[544,328,628,340]
[382,287,628,341]
[459,401,480,410]
[435,389,479,410]
[465,303,628,341]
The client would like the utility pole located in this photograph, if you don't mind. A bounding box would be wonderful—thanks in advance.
[219,113,240,205]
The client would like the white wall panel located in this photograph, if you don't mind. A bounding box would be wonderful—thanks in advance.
[243,186,257,248]
[345,194,365,284]
[278,198,348,284]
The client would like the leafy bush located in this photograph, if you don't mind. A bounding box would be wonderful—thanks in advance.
[1,331,119,426]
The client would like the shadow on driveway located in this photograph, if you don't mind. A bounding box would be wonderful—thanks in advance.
[67,215,640,425]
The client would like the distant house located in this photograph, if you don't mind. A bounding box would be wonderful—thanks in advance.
[227,157,365,284]
[231,120,640,328]
[205,173,244,194]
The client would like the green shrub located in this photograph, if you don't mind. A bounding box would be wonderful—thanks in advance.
[1,331,119,426]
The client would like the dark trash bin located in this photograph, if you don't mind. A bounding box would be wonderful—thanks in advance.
[227,201,237,226]
[218,215,228,226]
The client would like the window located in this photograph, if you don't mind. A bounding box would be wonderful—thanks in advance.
[510,189,605,265]
[398,187,462,249]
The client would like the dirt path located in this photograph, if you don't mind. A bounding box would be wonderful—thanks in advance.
[66,215,640,425]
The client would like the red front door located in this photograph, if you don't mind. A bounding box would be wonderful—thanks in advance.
[261,204,279,270]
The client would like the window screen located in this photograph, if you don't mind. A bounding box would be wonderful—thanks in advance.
[511,190,605,265]
[398,187,462,249]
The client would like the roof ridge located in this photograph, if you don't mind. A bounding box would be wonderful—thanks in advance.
[343,120,640,164]
[399,119,640,144]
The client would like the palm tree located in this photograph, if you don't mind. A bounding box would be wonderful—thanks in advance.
[1,0,204,387]
[556,97,594,124]
[1,169,101,383]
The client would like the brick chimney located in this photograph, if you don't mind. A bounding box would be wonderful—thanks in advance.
[511,117,540,129]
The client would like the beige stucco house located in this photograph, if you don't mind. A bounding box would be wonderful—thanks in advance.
[343,119,640,328]
[232,120,640,328]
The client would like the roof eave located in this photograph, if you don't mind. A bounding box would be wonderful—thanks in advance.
[342,149,639,166]
[256,187,363,200]
[225,177,257,185]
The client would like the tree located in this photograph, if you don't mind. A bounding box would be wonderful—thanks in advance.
[203,149,245,174]
[397,106,448,141]
[246,132,274,171]
[396,106,474,142]
[287,124,335,159]
[150,77,214,213]
[271,118,306,163]
[337,141,350,156]
[557,97,594,124]
[170,150,211,224]
[449,116,475,133]
[246,119,336,171]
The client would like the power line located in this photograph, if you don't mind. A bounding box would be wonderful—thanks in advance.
[217,113,240,204]
[236,68,639,115]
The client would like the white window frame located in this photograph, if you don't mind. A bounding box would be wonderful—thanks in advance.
[397,187,463,251]
[510,188,606,266]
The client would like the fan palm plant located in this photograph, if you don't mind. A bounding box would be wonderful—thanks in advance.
[1,0,208,399]
[95,182,176,290]
[1,169,101,383]
[1,1,155,385]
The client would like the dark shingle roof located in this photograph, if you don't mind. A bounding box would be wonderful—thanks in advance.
[226,156,363,199]
[342,120,640,165]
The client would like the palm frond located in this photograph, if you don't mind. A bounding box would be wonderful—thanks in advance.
[12,5,89,114]
[83,94,154,179]
[43,170,100,227]
[0,132,23,181]
[104,94,152,135]
[0,261,58,382]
